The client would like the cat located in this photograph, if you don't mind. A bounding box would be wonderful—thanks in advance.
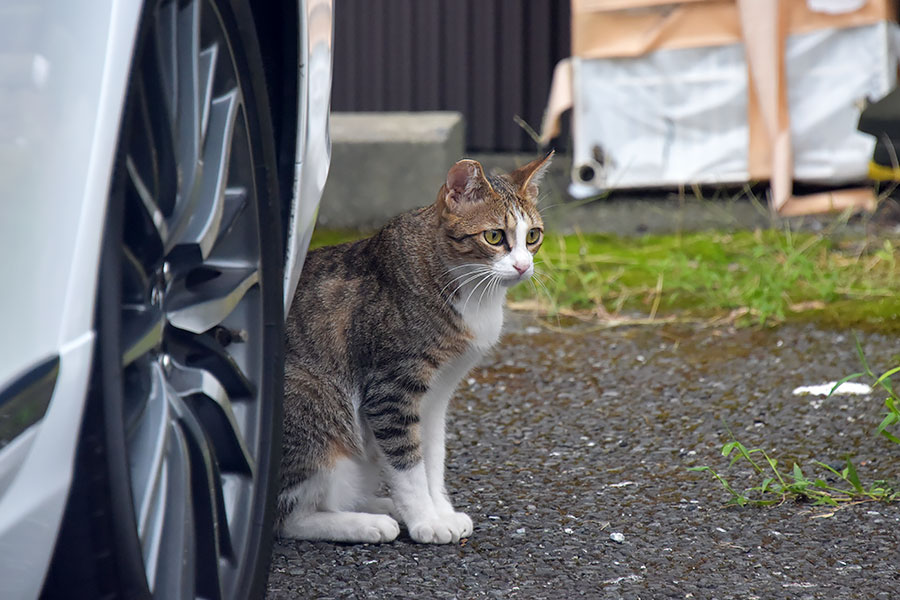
[278,152,552,544]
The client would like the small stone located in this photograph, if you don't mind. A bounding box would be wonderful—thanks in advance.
[610,532,625,543]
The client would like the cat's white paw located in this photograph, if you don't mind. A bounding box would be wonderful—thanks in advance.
[444,511,473,538]
[355,514,401,543]
[408,519,456,544]
[279,511,400,543]
[407,512,472,544]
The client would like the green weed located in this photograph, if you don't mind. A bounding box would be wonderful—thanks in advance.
[690,344,900,507]
[688,441,896,507]
[836,337,900,446]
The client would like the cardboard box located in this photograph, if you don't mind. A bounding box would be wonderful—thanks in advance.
[544,0,896,214]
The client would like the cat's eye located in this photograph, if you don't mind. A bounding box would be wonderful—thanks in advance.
[483,229,504,245]
[526,228,541,244]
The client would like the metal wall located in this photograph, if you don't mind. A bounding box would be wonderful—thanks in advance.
[331,0,571,152]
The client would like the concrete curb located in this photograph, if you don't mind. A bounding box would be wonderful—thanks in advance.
[316,112,464,230]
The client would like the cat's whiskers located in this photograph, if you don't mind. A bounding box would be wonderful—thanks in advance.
[476,272,501,308]
[438,263,492,297]
[488,274,503,302]
[443,269,494,307]
[439,266,492,299]
[443,262,486,274]
[532,270,554,297]
[461,271,496,314]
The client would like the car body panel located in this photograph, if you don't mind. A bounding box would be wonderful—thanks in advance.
[0,0,332,596]
[0,334,93,599]
[0,0,141,595]
[284,0,333,313]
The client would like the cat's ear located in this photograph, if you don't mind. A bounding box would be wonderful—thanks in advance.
[507,150,554,200]
[443,159,493,210]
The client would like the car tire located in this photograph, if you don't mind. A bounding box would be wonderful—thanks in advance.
[42,1,284,598]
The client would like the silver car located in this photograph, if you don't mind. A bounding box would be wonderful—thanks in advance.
[0,0,332,597]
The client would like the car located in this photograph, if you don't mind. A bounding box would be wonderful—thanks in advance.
[0,0,333,597]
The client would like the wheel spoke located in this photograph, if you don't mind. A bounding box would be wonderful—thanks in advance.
[121,307,166,367]
[176,89,240,259]
[127,157,169,248]
[176,0,201,176]
[122,245,151,303]
[163,0,204,251]
[166,266,259,334]
[124,362,169,593]
[169,361,255,476]
[154,0,178,125]
[198,43,219,141]
[140,25,179,218]
[166,326,255,399]
[217,187,249,243]
[152,420,196,599]
[169,392,227,599]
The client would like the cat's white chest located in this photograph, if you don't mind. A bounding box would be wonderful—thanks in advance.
[456,291,505,351]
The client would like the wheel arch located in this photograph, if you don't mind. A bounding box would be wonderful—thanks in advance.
[248,0,303,256]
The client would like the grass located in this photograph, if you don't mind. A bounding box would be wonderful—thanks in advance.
[689,342,900,507]
[688,440,898,507]
[517,228,900,328]
[310,226,900,330]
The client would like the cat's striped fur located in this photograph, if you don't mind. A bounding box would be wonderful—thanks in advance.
[278,153,552,544]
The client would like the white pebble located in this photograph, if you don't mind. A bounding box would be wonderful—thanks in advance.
[610,532,625,543]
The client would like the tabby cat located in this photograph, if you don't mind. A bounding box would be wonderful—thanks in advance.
[278,152,552,544]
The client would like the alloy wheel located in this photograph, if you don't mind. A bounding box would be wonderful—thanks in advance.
[115,1,276,596]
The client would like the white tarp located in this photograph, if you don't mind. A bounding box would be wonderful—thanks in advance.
[569,21,897,196]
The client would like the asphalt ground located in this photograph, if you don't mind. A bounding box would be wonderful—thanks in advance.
[267,316,900,599]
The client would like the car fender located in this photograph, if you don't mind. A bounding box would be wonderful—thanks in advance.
[283,0,333,314]
[0,0,142,596]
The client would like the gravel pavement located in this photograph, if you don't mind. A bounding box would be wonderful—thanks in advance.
[267,316,900,599]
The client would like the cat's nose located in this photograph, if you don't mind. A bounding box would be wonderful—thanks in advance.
[513,262,530,275]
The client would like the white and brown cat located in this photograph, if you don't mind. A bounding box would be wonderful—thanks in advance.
[278,152,552,544]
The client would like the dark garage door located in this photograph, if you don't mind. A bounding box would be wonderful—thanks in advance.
[331,0,571,152]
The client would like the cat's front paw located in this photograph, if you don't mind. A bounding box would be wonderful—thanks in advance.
[444,512,473,539]
[407,513,472,544]
[356,514,401,544]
